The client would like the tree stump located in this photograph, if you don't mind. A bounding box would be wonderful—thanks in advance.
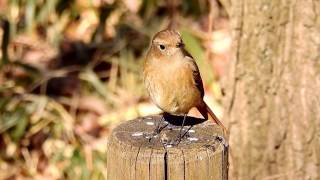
[107,115,229,180]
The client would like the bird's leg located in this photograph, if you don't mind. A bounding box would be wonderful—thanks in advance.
[148,114,168,143]
[154,115,167,134]
[181,125,193,138]
[174,114,187,145]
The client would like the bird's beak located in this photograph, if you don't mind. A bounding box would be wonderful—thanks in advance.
[176,42,184,48]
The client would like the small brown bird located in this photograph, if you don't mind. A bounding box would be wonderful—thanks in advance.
[143,29,227,137]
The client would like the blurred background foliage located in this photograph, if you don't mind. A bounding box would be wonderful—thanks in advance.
[0,0,230,179]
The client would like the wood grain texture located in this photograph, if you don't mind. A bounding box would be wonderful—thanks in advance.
[224,0,320,179]
[107,115,228,180]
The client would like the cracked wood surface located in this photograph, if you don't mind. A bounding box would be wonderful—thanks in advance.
[107,115,228,180]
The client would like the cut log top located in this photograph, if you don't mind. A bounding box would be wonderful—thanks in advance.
[107,115,229,180]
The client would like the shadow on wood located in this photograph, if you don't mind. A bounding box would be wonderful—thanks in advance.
[107,115,229,180]
[162,113,207,126]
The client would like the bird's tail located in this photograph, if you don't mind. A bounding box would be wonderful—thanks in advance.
[197,101,228,136]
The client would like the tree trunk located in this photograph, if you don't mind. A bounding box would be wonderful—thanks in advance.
[224,0,320,179]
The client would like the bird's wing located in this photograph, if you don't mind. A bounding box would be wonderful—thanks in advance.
[182,49,205,98]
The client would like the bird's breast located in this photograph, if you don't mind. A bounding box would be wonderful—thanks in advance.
[144,60,201,114]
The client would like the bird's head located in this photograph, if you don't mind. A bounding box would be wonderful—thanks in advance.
[150,29,184,58]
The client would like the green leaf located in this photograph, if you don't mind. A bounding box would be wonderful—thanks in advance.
[0,107,27,134]
[26,0,36,33]
[65,148,90,180]
[37,0,58,24]
[10,113,28,142]
[80,70,108,100]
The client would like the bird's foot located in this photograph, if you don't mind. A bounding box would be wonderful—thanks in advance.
[153,123,168,135]
[168,125,193,146]
[147,125,169,143]
[145,132,157,143]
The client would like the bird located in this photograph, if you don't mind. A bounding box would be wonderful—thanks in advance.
[143,29,227,142]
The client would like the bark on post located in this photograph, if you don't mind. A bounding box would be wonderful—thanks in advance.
[107,115,228,180]
[224,0,320,179]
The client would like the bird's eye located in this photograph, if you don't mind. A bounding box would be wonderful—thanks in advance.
[159,44,166,50]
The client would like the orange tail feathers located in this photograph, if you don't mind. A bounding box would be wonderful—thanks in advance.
[197,101,228,136]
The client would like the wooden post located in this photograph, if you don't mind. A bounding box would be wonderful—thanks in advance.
[107,115,228,180]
